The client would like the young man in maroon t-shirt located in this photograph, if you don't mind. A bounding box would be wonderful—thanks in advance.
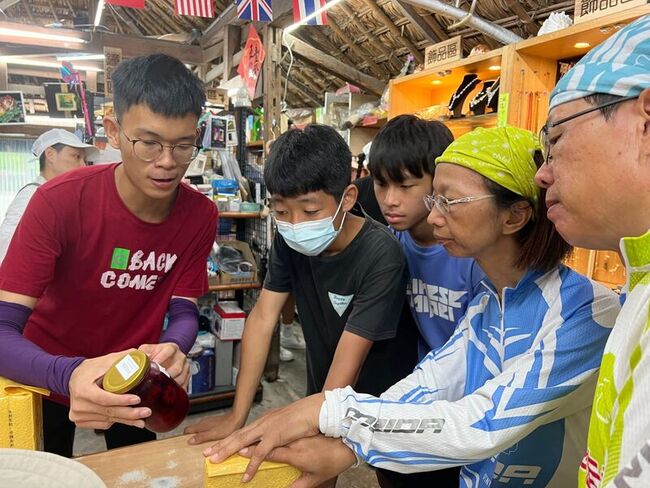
[0,54,218,456]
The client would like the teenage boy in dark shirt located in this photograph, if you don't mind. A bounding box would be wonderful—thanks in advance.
[186,126,418,477]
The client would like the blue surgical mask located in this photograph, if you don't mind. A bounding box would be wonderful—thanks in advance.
[274,197,347,256]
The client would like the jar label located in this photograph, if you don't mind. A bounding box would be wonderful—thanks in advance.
[116,354,140,380]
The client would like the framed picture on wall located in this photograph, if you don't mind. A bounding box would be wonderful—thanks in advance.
[55,92,78,112]
[0,91,27,125]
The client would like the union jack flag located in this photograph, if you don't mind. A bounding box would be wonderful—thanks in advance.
[292,0,327,25]
[236,0,272,22]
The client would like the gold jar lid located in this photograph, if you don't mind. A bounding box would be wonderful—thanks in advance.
[102,350,150,394]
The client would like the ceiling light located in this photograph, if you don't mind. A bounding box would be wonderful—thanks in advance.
[284,0,344,33]
[488,65,501,71]
[0,57,102,72]
[0,27,87,44]
[431,80,442,85]
[57,54,106,61]
[574,42,591,49]
[94,0,105,27]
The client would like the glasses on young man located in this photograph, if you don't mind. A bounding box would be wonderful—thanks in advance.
[423,193,495,214]
[116,120,200,165]
[538,95,637,165]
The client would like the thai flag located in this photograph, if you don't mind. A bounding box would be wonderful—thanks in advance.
[236,0,273,22]
[292,0,327,24]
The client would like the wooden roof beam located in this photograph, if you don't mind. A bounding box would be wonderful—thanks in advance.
[392,0,441,44]
[335,3,394,60]
[200,3,239,48]
[327,16,387,79]
[361,0,423,62]
[284,34,385,96]
[505,0,540,36]
[286,76,321,106]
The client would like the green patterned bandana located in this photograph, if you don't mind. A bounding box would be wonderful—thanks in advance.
[435,126,541,209]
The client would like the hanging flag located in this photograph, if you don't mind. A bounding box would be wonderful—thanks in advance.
[175,0,214,17]
[237,25,266,100]
[292,0,327,25]
[236,0,272,22]
[106,0,145,8]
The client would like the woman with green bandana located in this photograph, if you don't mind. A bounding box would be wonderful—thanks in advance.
[202,126,621,488]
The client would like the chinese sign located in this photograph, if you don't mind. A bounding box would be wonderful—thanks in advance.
[103,47,123,99]
[424,36,462,70]
[574,0,648,24]
[237,25,266,101]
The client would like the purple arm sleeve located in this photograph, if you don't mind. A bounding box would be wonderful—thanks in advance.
[0,300,84,397]
[160,298,199,355]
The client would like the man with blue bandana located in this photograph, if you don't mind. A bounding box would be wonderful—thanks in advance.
[535,14,650,488]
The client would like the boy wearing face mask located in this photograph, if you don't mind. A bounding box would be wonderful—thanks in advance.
[186,125,418,452]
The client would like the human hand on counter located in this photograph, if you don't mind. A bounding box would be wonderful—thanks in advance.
[68,350,152,430]
[139,342,190,388]
[204,393,325,482]
[240,435,356,488]
[184,410,247,445]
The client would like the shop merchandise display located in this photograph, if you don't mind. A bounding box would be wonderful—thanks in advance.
[448,73,481,118]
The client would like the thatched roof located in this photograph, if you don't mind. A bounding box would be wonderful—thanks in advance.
[1,0,576,107]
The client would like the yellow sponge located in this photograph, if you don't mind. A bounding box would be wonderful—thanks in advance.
[0,376,49,450]
[204,454,301,488]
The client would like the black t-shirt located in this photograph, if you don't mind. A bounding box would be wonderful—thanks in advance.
[264,217,418,396]
[352,176,386,225]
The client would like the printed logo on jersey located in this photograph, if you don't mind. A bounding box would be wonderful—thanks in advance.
[101,248,178,291]
[580,453,602,488]
[344,407,444,434]
[407,278,467,322]
[493,462,542,485]
[328,292,354,317]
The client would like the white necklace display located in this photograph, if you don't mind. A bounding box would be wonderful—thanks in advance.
[448,73,481,118]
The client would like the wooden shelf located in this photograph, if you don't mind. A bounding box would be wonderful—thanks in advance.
[246,140,264,149]
[515,6,648,60]
[208,281,262,292]
[440,113,498,138]
[219,211,263,219]
[389,49,503,119]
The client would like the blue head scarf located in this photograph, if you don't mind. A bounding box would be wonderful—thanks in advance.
[550,14,650,110]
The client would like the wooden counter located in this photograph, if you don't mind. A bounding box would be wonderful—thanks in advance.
[76,434,211,488]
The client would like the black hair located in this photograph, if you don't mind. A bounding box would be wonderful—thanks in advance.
[355,152,366,180]
[111,54,205,120]
[584,93,626,121]
[483,151,571,272]
[39,143,65,171]
[369,115,454,184]
[264,124,352,199]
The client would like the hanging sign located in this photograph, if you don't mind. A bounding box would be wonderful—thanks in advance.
[424,36,462,70]
[237,25,266,101]
[103,47,123,100]
[574,0,648,24]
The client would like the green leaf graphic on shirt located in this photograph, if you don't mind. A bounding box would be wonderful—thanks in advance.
[110,248,130,270]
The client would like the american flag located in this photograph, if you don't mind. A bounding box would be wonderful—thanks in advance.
[292,0,327,24]
[236,0,272,22]
[175,0,214,17]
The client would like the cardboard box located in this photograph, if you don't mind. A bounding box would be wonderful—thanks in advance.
[209,240,258,286]
[204,455,300,488]
[0,376,49,450]
[215,336,234,387]
[214,301,246,340]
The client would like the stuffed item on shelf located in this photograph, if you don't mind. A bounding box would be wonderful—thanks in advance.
[486,76,500,112]
[469,44,490,56]
[538,11,572,36]
[448,73,480,119]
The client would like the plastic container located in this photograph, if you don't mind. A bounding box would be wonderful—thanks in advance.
[212,179,239,196]
[101,351,189,433]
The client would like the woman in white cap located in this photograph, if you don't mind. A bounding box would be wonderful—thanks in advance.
[0,128,97,263]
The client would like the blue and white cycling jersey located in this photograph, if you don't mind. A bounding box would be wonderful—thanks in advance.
[320,266,620,487]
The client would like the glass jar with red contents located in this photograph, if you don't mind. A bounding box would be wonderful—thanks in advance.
[102,350,189,433]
